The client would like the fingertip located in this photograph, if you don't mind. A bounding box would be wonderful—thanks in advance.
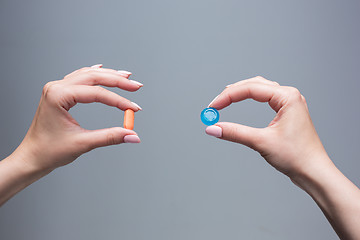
[118,70,132,77]
[207,93,229,110]
[91,64,103,68]
[79,127,138,150]
[131,108,141,113]
[208,95,219,108]
[129,80,143,87]
[126,84,143,92]
[123,135,141,143]
[109,127,139,145]
[116,102,140,112]
[117,79,143,92]
[208,103,224,110]
[131,102,142,111]
[205,125,223,138]
[115,127,136,135]
[273,81,280,86]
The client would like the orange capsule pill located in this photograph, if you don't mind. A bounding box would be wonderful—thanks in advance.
[124,109,135,130]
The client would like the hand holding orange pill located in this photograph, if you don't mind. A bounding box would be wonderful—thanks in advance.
[0,64,144,206]
[11,65,143,172]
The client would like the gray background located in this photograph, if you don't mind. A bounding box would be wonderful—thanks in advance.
[0,0,359,239]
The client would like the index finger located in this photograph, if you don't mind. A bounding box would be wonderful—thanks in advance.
[70,70,143,91]
[209,81,286,112]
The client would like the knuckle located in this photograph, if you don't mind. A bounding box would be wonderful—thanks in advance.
[42,82,53,95]
[255,75,267,81]
[301,95,306,102]
[79,67,91,72]
[63,73,72,79]
[64,67,89,79]
[272,81,280,86]
[106,132,121,145]
[287,86,301,95]
[42,81,61,97]
[74,138,93,153]
[226,127,238,140]
[42,82,70,106]
[82,69,94,77]
[285,86,302,99]
[94,86,106,101]
[85,71,99,85]
[94,85,105,93]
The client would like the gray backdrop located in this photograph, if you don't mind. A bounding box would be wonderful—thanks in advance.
[0,0,359,239]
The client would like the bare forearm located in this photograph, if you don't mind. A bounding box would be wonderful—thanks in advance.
[0,146,51,206]
[292,156,360,240]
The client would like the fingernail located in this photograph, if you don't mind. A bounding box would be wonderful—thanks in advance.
[208,95,219,107]
[226,84,232,88]
[130,80,144,87]
[205,125,222,138]
[91,64,103,68]
[118,70,132,77]
[131,101,142,110]
[124,135,141,143]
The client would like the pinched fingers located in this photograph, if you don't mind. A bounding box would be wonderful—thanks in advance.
[205,77,308,151]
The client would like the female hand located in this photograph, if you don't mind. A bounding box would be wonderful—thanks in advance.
[206,76,331,179]
[15,64,143,173]
[205,76,360,240]
[0,64,144,206]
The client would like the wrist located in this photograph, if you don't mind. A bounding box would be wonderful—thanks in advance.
[9,141,53,180]
[289,152,336,194]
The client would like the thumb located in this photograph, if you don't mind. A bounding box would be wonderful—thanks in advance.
[206,122,264,151]
[78,127,141,152]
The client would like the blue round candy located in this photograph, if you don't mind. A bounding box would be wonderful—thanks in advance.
[200,107,219,126]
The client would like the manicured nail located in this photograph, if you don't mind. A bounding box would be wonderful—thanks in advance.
[124,135,141,143]
[131,101,142,110]
[208,95,219,107]
[91,64,103,68]
[130,80,143,87]
[118,70,132,77]
[205,125,222,138]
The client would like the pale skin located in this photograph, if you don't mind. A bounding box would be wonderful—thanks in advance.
[0,72,359,239]
[0,64,143,206]
[206,76,360,240]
